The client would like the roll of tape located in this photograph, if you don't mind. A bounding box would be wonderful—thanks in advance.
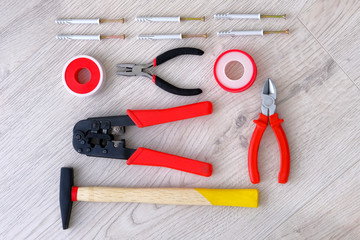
[214,49,257,93]
[62,55,104,97]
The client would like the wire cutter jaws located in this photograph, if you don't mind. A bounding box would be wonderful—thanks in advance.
[261,78,277,116]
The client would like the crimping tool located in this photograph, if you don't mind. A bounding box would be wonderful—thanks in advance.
[73,101,213,176]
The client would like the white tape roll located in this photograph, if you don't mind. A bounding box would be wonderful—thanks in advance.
[62,55,105,97]
[214,50,257,92]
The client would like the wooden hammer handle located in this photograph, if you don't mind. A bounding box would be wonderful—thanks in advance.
[74,187,258,208]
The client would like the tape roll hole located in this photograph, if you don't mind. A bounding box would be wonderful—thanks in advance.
[77,68,91,84]
[225,61,244,80]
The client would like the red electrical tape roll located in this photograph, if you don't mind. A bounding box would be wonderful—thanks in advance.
[62,55,105,97]
[214,50,257,93]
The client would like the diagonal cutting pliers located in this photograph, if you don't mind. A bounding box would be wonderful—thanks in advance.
[248,79,290,184]
[116,47,203,96]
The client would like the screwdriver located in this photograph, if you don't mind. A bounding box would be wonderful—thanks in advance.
[137,33,207,40]
[214,13,286,20]
[217,29,289,37]
[136,16,205,22]
[56,34,126,41]
[55,18,125,24]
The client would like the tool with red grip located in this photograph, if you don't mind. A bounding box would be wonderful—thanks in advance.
[116,47,203,96]
[248,79,290,184]
[73,101,213,176]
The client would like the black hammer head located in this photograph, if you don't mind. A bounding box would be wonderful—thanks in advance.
[60,167,74,230]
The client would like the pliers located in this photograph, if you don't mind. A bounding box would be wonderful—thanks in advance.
[116,47,203,96]
[72,101,213,177]
[248,79,290,184]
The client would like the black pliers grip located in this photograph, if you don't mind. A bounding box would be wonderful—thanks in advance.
[117,47,204,96]
[153,47,204,66]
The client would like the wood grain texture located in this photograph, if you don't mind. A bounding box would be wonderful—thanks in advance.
[1,0,360,239]
[299,0,360,87]
[77,187,213,205]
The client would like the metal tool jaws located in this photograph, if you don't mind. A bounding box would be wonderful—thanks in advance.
[261,78,277,116]
[116,62,153,79]
[72,117,136,159]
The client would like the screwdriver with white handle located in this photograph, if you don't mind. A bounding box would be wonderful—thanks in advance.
[137,33,207,40]
[56,18,124,24]
[214,13,286,20]
[217,29,289,37]
[136,16,205,22]
[56,34,126,41]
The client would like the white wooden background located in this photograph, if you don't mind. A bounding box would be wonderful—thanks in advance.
[1,0,360,239]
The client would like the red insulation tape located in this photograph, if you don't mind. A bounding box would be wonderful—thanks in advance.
[62,55,105,97]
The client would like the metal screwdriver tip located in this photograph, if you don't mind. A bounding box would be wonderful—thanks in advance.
[182,33,207,38]
[263,29,289,35]
[100,34,126,40]
[99,18,125,23]
[260,14,286,19]
[180,16,206,22]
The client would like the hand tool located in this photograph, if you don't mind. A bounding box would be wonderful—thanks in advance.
[56,34,125,40]
[136,16,205,22]
[214,49,257,93]
[63,55,104,97]
[60,167,259,229]
[137,33,207,40]
[116,47,203,96]
[217,29,289,37]
[214,13,286,20]
[248,79,290,184]
[56,18,125,24]
[73,101,213,176]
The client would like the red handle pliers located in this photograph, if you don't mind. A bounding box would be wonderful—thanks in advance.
[248,79,290,184]
[73,102,213,177]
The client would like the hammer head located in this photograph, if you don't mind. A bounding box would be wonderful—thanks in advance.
[60,167,74,230]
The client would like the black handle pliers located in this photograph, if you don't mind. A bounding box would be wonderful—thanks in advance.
[116,47,203,96]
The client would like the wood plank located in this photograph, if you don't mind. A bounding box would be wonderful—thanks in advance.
[267,160,360,239]
[1,0,360,239]
[299,0,360,87]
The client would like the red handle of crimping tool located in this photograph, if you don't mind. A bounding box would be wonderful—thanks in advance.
[126,147,213,177]
[248,113,268,184]
[127,101,212,128]
[269,113,290,184]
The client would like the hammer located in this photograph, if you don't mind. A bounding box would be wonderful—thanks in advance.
[60,168,259,229]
